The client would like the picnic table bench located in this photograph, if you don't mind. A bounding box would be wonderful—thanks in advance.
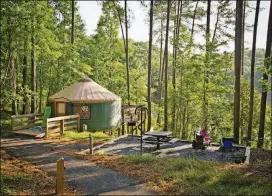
[143,131,173,149]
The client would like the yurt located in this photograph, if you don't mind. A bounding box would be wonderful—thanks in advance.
[48,78,122,130]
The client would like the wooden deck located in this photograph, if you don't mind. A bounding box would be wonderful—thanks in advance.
[13,129,44,137]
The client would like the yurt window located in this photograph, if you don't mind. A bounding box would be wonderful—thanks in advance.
[73,105,91,119]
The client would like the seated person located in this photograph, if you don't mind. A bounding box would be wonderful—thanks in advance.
[199,128,212,143]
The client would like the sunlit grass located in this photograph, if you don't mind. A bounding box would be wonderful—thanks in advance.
[121,155,271,195]
[62,130,113,142]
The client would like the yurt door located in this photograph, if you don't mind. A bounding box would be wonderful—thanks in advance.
[56,102,66,117]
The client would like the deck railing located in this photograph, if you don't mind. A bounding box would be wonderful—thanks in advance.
[45,114,80,137]
[11,113,43,131]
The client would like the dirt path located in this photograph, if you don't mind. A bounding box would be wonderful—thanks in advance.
[1,136,157,195]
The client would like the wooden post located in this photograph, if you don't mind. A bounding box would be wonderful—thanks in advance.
[121,109,125,135]
[28,114,35,126]
[118,127,120,136]
[89,134,93,155]
[45,120,48,138]
[77,114,80,132]
[56,158,64,195]
[11,117,14,131]
[61,119,64,135]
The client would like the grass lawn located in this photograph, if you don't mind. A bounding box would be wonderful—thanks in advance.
[61,130,114,144]
[92,154,272,195]
[0,150,75,195]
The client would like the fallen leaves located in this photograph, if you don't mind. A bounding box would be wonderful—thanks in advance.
[1,150,77,195]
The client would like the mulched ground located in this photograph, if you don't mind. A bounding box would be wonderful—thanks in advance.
[250,148,271,163]
[0,150,75,195]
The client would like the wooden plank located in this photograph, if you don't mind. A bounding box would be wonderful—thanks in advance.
[61,119,64,135]
[64,124,77,131]
[11,113,35,119]
[11,113,42,119]
[12,123,36,131]
[45,121,48,138]
[144,141,163,145]
[64,122,78,128]
[35,118,43,121]
[77,115,80,132]
[13,129,44,137]
[48,126,61,133]
[47,121,61,128]
[48,129,61,134]
[64,120,78,126]
[48,133,61,138]
[47,115,79,122]
[56,158,64,195]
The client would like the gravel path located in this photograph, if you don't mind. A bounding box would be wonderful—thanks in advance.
[94,135,246,163]
[1,136,157,195]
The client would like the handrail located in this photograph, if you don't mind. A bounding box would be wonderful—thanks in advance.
[45,114,80,137]
[47,114,80,122]
[11,113,42,119]
[11,113,43,131]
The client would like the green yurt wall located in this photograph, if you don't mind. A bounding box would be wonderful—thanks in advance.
[66,101,122,130]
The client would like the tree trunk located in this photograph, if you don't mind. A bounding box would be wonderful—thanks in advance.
[163,0,170,131]
[190,0,198,47]
[171,0,182,132]
[22,38,28,114]
[241,0,246,75]
[240,0,246,144]
[157,16,164,126]
[39,51,43,113]
[112,1,127,60]
[171,2,177,131]
[125,0,130,105]
[203,0,211,129]
[212,5,220,43]
[147,0,153,131]
[258,0,272,148]
[234,0,243,144]
[10,53,17,115]
[31,14,36,113]
[247,0,260,147]
[71,0,75,45]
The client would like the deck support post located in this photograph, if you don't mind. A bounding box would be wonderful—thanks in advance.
[121,109,125,135]
[60,119,64,135]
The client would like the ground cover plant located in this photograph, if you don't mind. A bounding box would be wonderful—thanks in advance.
[62,130,113,142]
[91,154,272,195]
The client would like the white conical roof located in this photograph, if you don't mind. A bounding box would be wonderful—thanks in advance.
[49,78,121,103]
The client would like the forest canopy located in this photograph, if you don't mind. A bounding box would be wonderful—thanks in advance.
[0,0,271,149]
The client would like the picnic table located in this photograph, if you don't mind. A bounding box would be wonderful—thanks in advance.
[144,131,172,149]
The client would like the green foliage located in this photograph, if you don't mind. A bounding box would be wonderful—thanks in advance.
[123,155,271,195]
[62,131,112,142]
[1,1,270,149]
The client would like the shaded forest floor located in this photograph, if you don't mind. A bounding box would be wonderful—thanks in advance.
[0,150,75,195]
